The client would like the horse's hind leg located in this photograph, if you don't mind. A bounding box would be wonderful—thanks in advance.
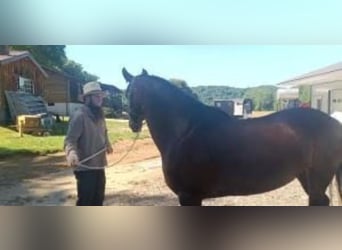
[178,193,202,206]
[297,169,332,206]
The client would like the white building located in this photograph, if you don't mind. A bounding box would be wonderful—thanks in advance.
[277,62,342,115]
[276,88,299,110]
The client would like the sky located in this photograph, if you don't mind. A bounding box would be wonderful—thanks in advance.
[4,0,342,44]
[3,0,342,87]
[65,45,342,89]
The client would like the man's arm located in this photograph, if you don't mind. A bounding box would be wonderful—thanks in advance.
[64,113,83,166]
[104,122,113,154]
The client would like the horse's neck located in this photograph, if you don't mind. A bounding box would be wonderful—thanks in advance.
[144,88,199,152]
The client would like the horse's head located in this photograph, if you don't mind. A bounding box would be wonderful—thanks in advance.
[122,68,148,132]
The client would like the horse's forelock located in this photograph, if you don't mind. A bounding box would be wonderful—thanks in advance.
[126,75,144,96]
[127,75,149,109]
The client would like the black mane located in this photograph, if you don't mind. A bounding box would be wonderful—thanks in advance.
[143,75,233,121]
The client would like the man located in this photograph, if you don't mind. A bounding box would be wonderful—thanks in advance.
[64,81,113,206]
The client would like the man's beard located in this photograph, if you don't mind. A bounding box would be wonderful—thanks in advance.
[86,100,104,123]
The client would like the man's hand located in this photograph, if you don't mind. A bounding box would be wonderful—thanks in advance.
[67,152,79,167]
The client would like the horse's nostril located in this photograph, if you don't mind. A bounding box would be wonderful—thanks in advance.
[129,121,141,133]
[131,126,140,133]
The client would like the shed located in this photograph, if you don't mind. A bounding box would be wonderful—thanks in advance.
[0,46,48,123]
[42,66,83,117]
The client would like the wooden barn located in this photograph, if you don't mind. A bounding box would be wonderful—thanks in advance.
[0,46,48,124]
[42,66,83,117]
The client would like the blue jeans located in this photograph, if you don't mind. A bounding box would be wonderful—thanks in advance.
[74,170,106,206]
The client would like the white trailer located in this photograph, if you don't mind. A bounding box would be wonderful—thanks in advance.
[214,98,253,118]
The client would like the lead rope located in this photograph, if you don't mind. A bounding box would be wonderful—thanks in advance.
[75,132,140,170]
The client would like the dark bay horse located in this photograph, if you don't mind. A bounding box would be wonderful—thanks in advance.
[122,68,342,206]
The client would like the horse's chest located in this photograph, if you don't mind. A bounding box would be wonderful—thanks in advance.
[161,152,218,195]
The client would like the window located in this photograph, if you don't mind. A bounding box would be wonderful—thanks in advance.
[316,98,322,111]
[18,76,34,94]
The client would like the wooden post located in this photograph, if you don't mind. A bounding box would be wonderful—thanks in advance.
[66,80,70,117]
[19,120,23,137]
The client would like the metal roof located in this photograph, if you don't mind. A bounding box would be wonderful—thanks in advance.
[0,50,48,78]
[277,62,342,87]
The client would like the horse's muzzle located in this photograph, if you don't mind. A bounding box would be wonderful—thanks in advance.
[129,120,142,133]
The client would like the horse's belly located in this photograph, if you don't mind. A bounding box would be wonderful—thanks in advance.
[162,149,305,198]
[213,166,299,196]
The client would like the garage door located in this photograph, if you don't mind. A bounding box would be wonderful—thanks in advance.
[330,89,342,113]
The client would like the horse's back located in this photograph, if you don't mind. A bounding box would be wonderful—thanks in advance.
[269,108,342,144]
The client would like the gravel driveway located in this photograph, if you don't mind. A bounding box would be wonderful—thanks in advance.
[1,156,340,206]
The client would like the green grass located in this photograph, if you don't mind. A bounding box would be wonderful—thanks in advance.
[105,119,150,143]
[0,119,150,158]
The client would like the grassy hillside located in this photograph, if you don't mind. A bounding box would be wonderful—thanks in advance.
[192,85,277,110]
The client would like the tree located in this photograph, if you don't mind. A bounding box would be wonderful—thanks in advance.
[244,86,277,111]
[12,45,98,83]
[299,86,311,103]
[11,45,67,70]
[192,85,244,106]
[62,60,99,82]
[83,71,99,83]
[191,85,277,110]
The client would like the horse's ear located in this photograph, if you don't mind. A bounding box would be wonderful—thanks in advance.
[122,68,133,83]
[142,69,148,75]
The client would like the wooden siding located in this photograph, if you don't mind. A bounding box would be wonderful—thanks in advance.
[0,57,46,122]
[42,68,82,104]
[43,69,68,103]
[69,80,82,103]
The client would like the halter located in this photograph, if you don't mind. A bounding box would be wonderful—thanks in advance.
[126,79,146,132]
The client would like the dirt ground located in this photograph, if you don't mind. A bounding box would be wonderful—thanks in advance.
[0,137,340,206]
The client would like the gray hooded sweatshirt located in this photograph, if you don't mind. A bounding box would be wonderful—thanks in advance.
[64,105,110,171]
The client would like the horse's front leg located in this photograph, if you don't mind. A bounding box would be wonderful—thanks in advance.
[178,193,202,206]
